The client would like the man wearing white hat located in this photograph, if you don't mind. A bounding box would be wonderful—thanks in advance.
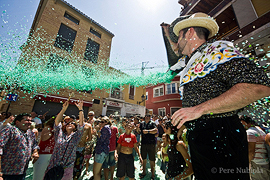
[161,12,270,179]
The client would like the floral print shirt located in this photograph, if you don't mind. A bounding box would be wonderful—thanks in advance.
[173,40,270,119]
[0,126,39,175]
[46,122,84,170]
[95,125,111,154]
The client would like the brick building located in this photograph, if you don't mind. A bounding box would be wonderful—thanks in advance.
[146,76,181,116]
[0,0,146,118]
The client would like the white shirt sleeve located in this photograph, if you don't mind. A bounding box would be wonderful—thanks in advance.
[33,117,42,125]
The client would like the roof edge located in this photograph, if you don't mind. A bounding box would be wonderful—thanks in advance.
[60,0,114,37]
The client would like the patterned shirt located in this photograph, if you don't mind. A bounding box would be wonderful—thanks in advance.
[0,125,39,175]
[46,123,84,171]
[95,125,111,154]
[176,41,270,120]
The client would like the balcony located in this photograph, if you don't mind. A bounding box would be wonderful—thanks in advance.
[129,94,134,100]
[109,89,124,100]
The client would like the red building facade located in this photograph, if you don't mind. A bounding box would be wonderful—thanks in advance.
[146,76,182,116]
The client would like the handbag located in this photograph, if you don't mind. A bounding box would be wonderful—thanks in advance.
[44,136,74,180]
[43,165,64,180]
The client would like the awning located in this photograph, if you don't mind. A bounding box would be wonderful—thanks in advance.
[33,94,93,107]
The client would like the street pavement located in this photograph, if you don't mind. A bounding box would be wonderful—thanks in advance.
[26,155,166,180]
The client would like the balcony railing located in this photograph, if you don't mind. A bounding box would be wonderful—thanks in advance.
[110,90,123,100]
[129,94,134,100]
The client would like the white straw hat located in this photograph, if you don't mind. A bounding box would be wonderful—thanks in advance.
[173,12,219,38]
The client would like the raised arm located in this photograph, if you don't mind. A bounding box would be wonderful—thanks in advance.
[172,83,270,128]
[55,101,69,126]
[171,142,193,180]
[75,100,84,126]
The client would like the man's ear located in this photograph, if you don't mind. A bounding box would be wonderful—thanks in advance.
[186,27,195,40]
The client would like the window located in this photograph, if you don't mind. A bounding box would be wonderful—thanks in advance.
[81,66,93,78]
[84,39,100,63]
[64,12,79,25]
[166,82,179,94]
[171,107,180,115]
[145,92,148,100]
[47,54,69,71]
[153,86,164,97]
[54,24,77,52]
[111,86,122,99]
[90,28,101,38]
[158,108,166,116]
[129,85,135,100]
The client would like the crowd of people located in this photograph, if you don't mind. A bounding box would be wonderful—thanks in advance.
[0,102,195,180]
[1,11,270,180]
[1,104,270,180]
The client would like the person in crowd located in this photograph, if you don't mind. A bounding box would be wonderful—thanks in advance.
[139,114,157,179]
[161,12,270,179]
[115,122,143,180]
[31,111,42,130]
[0,112,12,132]
[73,114,92,180]
[157,119,165,152]
[240,115,269,179]
[33,117,55,180]
[0,113,14,132]
[265,132,270,165]
[102,118,118,180]
[88,111,96,126]
[133,116,141,147]
[164,121,193,180]
[39,111,49,124]
[93,117,111,180]
[153,115,159,126]
[0,113,39,180]
[0,112,6,132]
[30,122,39,139]
[62,115,74,125]
[85,119,101,178]
[160,133,169,174]
[44,100,85,180]
[118,118,127,135]
[84,132,96,176]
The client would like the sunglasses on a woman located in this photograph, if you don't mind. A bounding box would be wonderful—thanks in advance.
[66,122,76,126]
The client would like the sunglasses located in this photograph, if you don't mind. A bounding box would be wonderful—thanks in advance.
[165,126,170,129]
[66,122,76,126]
[100,121,105,123]
[88,115,94,116]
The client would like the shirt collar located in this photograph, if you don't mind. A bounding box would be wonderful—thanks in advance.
[185,42,209,64]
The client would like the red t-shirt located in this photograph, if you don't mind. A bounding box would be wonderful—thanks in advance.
[39,135,55,154]
[117,133,137,148]
[109,126,118,151]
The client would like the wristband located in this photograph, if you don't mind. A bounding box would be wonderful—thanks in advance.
[79,110,83,112]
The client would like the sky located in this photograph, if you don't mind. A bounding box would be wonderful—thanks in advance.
[0,0,182,76]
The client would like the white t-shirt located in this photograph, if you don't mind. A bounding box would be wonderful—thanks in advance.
[247,126,269,165]
[33,117,42,125]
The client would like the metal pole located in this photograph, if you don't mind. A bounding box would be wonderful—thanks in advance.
[6,101,11,114]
